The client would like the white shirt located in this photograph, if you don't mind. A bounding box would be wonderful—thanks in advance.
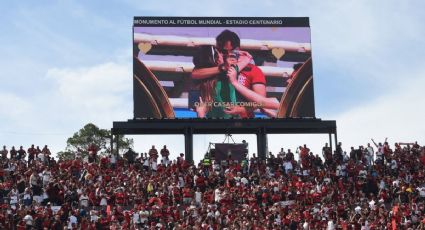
[23,193,31,200]
[417,187,425,197]
[367,147,374,156]
[139,210,150,223]
[214,189,221,202]
[143,159,149,167]
[38,154,45,162]
[68,215,78,229]
[42,192,48,200]
[391,160,397,169]
[151,161,157,171]
[90,210,99,222]
[132,212,140,224]
[359,170,367,178]
[193,175,198,187]
[327,220,335,230]
[33,195,43,203]
[110,155,117,164]
[10,195,18,204]
[80,194,89,207]
[178,176,185,188]
[283,161,293,171]
[42,170,51,183]
[30,174,39,186]
[100,197,108,206]
[324,178,331,184]
[195,191,202,203]
[24,214,33,226]
[343,153,349,162]
[355,206,361,214]
[369,200,376,210]
[379,180,386,190]
[393,180,400,187]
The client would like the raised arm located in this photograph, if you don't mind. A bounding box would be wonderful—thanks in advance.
[191,50,252,80]
[191,66,221,80]
[371,138,378,147]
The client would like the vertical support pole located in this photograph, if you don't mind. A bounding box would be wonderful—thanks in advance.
[184,127,194,163]
[257,127,268,159]
[116,134,120,157]
[111,129,114,156]
[264,129,268,159]
[329,132,333,153]
[334,127,338,154]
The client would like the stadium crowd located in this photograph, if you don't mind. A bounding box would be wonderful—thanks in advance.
[1,140,425,229]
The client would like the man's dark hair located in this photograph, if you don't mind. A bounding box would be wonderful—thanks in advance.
[216,30,240,50]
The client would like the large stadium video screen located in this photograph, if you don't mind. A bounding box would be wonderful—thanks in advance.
[133,17,315,119]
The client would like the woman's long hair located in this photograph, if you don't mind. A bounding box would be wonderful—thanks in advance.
[193,45,219,103]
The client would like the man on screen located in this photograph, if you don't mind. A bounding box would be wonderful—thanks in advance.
[192,30,271,118]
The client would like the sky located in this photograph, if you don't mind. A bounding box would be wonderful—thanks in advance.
[0,0,424,164]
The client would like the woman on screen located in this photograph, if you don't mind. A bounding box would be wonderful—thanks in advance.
[192,45,239,118]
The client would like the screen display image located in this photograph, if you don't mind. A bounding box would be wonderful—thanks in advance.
[133,17,315,119]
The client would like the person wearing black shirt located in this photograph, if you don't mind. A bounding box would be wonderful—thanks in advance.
[16,176,26,194]
[124,148,138,164]
[17,146,26,160]
[9,146,17,160]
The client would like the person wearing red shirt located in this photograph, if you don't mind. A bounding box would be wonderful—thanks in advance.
[42,145,51,156]
[171,186,181,205]
[204,190,214,204]
[299,144,310,168]
[115,190,126,206]
[148,145,159,160]
[182,186,193,205]
[16,220,26,230]
[87,144,98,154]
[271,192,281,203]
[0,168,4,183]
[87,144,98,163]
[80,218,89,230]
[100,156,109,169]
[151,205,162,222]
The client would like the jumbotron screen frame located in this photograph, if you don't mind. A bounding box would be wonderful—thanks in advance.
[133,17,315,119]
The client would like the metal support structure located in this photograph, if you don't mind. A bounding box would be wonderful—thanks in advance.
[116,135,120,157]
[257,127,268,159]
[184,127,193,163]
[112,118,337,163]
[329,132,333,153]
[334,130,338,150]
[111,130,114,156]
